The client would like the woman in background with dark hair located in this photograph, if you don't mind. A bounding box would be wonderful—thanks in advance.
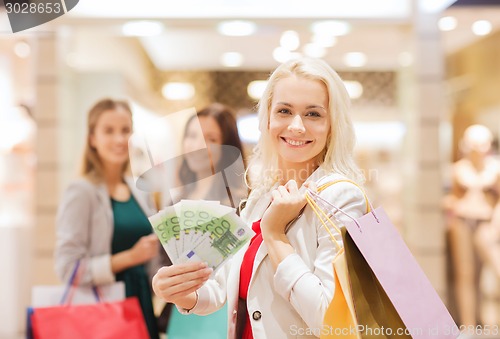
[159,102,247,338]
[54,98,160,339]
[176,102,245,205]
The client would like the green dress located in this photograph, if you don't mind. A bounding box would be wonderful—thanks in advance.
[111,195,159,339]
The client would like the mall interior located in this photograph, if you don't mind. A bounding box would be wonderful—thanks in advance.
[2,0,500,338]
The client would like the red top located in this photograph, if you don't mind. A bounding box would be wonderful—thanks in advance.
[239,219,263,339]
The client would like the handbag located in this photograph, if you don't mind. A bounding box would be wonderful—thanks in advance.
[306,180,459,338]
[29,261,149,339]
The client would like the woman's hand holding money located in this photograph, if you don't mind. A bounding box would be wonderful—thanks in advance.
[152,262,212,310]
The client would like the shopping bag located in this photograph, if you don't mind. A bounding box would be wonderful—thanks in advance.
[323,246,360,339]
[344,207,459,338]
[31,296,148,339]
[31,281,125,307]
[27,282,126,339]
[341,227,410,338]
[307,179,459,339]
[308,181,404,338]
[28,260,148,339]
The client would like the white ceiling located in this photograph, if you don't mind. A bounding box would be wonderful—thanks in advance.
[138,20,412,71]
[4,1,500,72]
[60,0,414,71]
[67,0,412,20]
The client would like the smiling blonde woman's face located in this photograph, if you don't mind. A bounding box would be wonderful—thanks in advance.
[269,75,330,170]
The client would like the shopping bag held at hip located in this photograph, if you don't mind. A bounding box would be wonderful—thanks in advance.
[306,179,459,338]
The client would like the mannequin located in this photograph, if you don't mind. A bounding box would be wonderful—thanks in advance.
[445,124,500,326]
[474,146,500,325]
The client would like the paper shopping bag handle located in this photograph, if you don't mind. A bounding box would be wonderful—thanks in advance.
[306,193,342,251]
[305,179,379,248]
[304,179,367,250]
[315,179,379,223]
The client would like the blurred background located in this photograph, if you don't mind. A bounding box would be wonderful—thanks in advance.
[2,0,500,337]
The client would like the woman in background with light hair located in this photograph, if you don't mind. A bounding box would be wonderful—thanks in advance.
[445,124,500,326]
[152,58,366,338]
[54,98,160,339]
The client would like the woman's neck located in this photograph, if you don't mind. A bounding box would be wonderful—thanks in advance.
[102,164,130,201]
[277,159,318,187]
[102,163,124,186]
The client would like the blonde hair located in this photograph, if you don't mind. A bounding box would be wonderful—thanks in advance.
[247,58,364,193]
[80,98,132,182]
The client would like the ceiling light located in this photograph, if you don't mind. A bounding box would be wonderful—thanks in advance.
[161,82,195,100]
[273,47,290,63]
[343,81,363,99]
[280,30,300,51]
[312,34,337,48]
[311,20,351,37]
[343,52,367,68]
[273,47,301,63]
[247,80,268,100]
[438,16,457,31]
[472,20,492,36]
[221,52,243,67]
[217,20,256,36]
[14,41,30,58]
[237,114,260,144]
[122,21,163,36]
[303,43,326,58]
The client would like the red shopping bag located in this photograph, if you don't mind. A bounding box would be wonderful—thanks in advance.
[31,296,149,339]
[30,260,149,339]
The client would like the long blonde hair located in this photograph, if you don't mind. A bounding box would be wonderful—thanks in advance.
[80,98,132,182]
[247,58,364,194]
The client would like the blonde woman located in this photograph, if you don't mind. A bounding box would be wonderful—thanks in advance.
[54,99,159,339]
[153,58,366,339]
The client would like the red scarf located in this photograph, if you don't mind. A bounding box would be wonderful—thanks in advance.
[238,219,263,339]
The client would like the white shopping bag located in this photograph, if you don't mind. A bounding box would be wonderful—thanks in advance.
[31,281,125,307]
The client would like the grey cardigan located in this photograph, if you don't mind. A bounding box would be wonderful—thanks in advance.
[54,177,156,286]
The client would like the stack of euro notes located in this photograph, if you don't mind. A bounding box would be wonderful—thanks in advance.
[149,200,255,271]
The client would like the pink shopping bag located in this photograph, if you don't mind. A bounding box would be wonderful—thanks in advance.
[344,207,459,338]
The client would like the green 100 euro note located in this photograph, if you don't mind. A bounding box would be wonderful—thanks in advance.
[178,210,254,271]
[149,201,255,270]
[149,206,182,263]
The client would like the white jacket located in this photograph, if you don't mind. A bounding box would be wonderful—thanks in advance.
[183,168,367,339]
